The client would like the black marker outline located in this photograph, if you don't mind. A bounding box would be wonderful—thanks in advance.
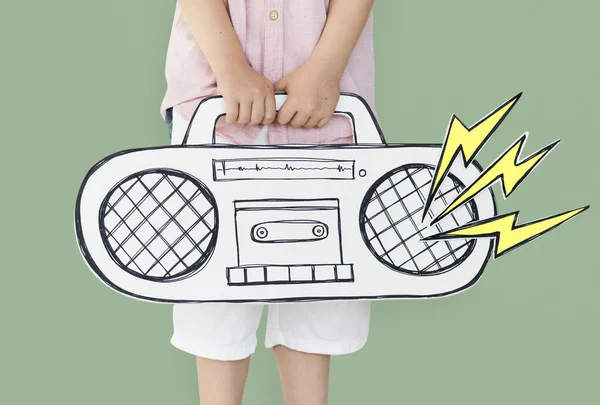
[359,163,479,277]
[75,158,495,302]
[74,91,497,303]
[97,168,219,283]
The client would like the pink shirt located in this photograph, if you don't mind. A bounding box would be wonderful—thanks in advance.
[160,0,375,145]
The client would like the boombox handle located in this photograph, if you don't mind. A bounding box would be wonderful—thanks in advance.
[182,92,386,145]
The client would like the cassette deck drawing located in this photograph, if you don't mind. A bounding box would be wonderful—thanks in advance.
[75,93,497,303]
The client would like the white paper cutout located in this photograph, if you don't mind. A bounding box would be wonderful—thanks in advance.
[75,93,496,303]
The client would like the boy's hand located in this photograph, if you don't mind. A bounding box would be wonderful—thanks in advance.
[274,61,341,129]
[216,63,276,126]
[273,0,374,129]
[178,0,275,126]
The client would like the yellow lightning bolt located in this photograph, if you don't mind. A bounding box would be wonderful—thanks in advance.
[431,133,559,225]
[422,93,522,221]
[425,207,589,258]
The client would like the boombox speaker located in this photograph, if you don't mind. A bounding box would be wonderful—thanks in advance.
[75,93,496,303]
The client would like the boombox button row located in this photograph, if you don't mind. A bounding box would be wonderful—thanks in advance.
[226,264,354,286]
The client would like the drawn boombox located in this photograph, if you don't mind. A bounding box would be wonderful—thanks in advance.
[75,93,496,303]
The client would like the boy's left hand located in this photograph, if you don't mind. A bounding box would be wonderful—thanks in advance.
[274,61,341,129]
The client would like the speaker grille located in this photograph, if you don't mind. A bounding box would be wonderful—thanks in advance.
[100,169,218,281]
[360,164,478,275]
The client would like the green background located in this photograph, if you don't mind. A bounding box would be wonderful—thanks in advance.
[1,1,598,404]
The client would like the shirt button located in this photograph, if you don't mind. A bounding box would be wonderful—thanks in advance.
[269,10,279,21]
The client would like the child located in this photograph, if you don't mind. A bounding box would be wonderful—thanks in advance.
[160,1,375,404]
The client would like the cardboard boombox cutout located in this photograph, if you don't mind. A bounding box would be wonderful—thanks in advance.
[75,93,497,303]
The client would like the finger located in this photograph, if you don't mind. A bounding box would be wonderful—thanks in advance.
[237,100,252,125]
[303,115,322,129]
[262,93,277,125]
[225,100,239,124]
[290,111,310,128]
[276,101,296,125]
[250,97,265,126]
[317,116,331,128]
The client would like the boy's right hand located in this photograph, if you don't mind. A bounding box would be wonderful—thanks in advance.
[216,64,276,126]
[178,0,276,126]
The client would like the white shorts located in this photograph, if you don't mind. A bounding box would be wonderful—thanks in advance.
[168,108,371,361]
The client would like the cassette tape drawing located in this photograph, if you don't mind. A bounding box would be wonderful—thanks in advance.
[75,93,498,303]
